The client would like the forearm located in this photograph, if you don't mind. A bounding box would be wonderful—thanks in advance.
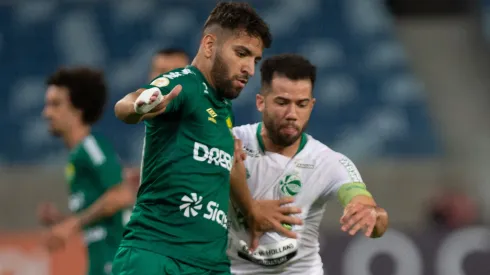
[42,214,67,227]
[114,91,144,124]
[371,207,388,238]
[75,184,135,227]
[229,160,255,217]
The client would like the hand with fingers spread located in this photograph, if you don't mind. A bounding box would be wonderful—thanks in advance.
[134,85,183,119]
[247,197,303,251]
[340,202,382,237]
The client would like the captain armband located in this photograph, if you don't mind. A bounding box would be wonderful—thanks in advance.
[337,182,372,207]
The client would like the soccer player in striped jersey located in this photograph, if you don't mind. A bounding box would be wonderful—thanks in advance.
[39,67,136,275]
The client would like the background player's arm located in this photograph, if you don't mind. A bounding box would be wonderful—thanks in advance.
[44,155,136,252]
[74,183,135,227]
[37,202,66,226]
[44,182,135,252]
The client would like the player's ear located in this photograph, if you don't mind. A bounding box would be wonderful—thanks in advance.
[256,94,265,112]
[311,98,316,108]
[202,34,217,59]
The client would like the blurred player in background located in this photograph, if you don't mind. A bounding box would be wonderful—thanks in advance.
[113,2,302,275]
[228,54,389,274]
[39,68,136,275]
[149,47,190,80]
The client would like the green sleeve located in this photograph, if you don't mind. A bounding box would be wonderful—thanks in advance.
[96,154,123,189]
[80,138,124,190]
[142,69,197,114]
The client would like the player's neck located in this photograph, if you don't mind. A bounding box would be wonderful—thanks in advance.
[63,125,91,149]
[261,127,300,158]
[191,58,216,90]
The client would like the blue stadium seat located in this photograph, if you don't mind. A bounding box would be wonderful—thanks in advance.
[0,0,440,164]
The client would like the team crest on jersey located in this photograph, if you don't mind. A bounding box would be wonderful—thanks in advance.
[65,163,75,183]
[150,77,170,87]
[226,116,233,136]
[280,173,302,196]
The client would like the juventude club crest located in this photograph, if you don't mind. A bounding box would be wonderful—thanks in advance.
[280,173,302,196]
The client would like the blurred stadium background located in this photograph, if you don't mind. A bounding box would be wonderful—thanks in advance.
[1,0,490,274]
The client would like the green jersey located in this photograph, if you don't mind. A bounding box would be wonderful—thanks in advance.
[121,66,235,272]
[66,134,125,249]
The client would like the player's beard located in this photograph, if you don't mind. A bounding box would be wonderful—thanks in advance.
[211,51,244,100]
[263,112,306,147]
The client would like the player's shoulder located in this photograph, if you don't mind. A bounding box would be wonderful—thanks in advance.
[303,134,352,167]
[77,134,119,167]
[232,123,259,144]
[149,66,200,90]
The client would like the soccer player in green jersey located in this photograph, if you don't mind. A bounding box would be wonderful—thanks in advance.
[39,68,136,275]
[113,2,303,275]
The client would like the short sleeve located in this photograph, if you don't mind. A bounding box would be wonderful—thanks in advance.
[321,152,364,198]
[142,76,183,114]
[96,155,123,189]
[82,137,123,190]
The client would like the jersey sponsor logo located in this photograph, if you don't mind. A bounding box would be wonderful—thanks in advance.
[280,173,302,196]
[179,193,228,229]
[226,116,233,129]
[243,146,260,158]
[193,142,233,171]
[68,192,85,212]
[65,163,75,183]
[161,68,193,80]
[226,116,233,136]
[150,77,169,87]
[339,157,362,182]
[180,192,203,217]
[295,160,315,169]
[203,200,228,229]
[206,108,217,124]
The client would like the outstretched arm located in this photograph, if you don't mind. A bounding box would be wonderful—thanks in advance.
[338,184,388,238]
[115,85,182,124]
[324,154,388,238]
[44,183,135,252]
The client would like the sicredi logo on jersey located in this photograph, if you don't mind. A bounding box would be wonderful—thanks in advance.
[193,142,233,171]
[179,193,228,229]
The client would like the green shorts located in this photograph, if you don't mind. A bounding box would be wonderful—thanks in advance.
[111,246,231,275]
[87,242,118,275]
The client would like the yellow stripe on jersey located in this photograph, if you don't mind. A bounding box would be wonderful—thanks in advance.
[337,182,372,207]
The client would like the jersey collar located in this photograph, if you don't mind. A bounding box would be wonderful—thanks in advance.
[188,65,229,107]
[256,122,307,156]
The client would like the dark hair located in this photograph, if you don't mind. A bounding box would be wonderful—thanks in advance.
[155,48,189,58]
[46,67,107,125]
[204,2,272,48]
[260,54,317,91]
